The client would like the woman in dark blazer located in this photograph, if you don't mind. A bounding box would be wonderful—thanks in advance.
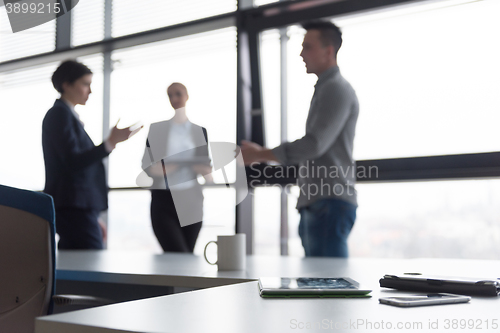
[42,60,141,249]
[142,83,212,253]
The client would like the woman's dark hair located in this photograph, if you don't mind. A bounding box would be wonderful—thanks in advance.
[51,60,92,93]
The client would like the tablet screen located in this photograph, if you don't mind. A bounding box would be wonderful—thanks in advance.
[259,277,358,290]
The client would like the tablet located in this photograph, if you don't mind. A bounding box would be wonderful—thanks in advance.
[258,277,372,298]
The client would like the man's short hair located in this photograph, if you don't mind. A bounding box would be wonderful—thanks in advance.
[52,60,92,93]
[302,20,343,56]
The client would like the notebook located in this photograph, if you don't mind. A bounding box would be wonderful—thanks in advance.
[380,273,500,296]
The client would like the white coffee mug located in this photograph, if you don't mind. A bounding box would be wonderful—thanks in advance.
[204,234,246,271]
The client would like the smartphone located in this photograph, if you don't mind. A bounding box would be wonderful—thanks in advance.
[379,293,471,307]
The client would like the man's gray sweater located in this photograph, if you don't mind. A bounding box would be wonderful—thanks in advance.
[272,65,359,209]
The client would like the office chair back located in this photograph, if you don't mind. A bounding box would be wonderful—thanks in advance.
[0,185,56,333]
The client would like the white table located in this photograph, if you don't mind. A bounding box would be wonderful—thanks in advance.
[39,253,500,332]
[55,250,379,304]
[56,250,364,288]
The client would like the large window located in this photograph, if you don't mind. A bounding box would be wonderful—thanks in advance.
[253,187,281,255]
[276,0,500,160]
[107,27,237,251]
[0,6,55,62]
[336,0,500,159]
[0,63,58,190]
[0,54,103,191]
[260,29,282,149]
[350,179,500,259]
[112,0,236,38]
[2,0,499,258]
[108,27,237,188]
[71,0,105,46]
[255,178,500,259]
[258,0,500,258]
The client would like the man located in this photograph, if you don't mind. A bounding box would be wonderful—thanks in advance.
[241,21,359,257]
[42,60,142,249]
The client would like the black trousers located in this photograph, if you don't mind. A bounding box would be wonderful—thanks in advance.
[56,208,103,249]
[150,189,202,253]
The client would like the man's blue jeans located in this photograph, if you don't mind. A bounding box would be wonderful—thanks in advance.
[298,198,357,258]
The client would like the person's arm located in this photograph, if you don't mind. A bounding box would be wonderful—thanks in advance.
[240,142,279,165]
[271,82,353,165]
[106,120,143,151]
[45,109,142,172]
[192,164,213,183]
[44,107,109,171]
